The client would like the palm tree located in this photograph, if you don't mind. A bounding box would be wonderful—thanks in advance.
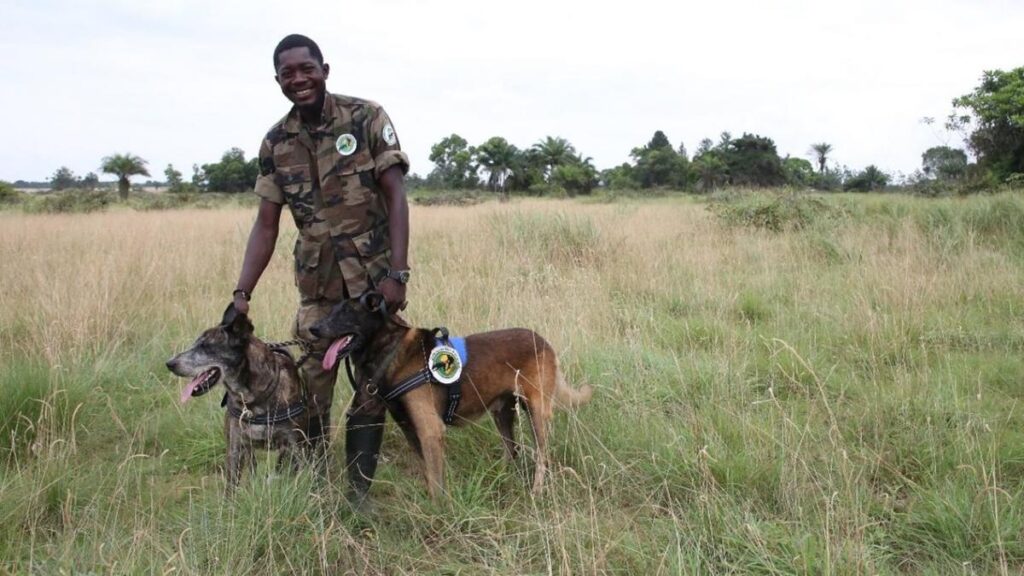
[474,137,518,198]
[531,136,576,181]
[101,153,150,200]
[809,143,832,174]
[692,154,729,192]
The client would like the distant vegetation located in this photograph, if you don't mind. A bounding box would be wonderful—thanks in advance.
[4,65,1022,213]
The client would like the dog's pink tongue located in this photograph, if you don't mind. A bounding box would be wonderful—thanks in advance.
[180,375,203,404]
[323,335,352,371]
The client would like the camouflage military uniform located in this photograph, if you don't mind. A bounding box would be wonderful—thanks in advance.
[254,93,409,422]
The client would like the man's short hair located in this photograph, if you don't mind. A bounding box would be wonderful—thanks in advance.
[273,34,324,70]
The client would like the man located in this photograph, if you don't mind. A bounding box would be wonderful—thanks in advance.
[231,34,411,505]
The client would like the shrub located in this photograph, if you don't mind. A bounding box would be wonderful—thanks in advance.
[410,189,486,206]
[24,190,114,214]
[0,181,23,205]
[709,190,845,232]
[127,193,194,211]
[844,165,890,192]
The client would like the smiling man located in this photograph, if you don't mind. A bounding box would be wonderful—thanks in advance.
[231,34,411,507]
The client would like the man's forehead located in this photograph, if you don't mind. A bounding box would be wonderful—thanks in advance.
[276,47,321,70]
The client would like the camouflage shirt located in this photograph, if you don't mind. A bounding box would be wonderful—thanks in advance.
[254,93,409,301]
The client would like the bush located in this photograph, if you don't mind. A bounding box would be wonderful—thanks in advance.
[809,169,844,191]
[24,190,114,214]
[1003,173,1024,189]
[844,165,890,192]
[410,189,486,206]
[709,190,846,232]
[127,193,194,211]
[0,181,24,205]
[911,178,957,198]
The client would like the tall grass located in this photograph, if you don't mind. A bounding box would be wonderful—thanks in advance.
[0,192,1022,573]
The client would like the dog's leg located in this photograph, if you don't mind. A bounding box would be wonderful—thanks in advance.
[404,394,447,500]
[490,395,519,461]
[225,430,251,494]
[306,412,331,473]
[276,443,301,475]
[388,401,423,458]
[522,392,553,495]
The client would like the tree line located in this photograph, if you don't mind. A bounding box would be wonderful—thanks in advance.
[27,65,1024,198]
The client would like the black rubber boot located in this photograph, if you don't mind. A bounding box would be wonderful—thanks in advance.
[345,412,385,510]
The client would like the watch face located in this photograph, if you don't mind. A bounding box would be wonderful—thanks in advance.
[398,271,410,284]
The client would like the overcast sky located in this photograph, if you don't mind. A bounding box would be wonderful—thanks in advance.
[1,0,1021,182]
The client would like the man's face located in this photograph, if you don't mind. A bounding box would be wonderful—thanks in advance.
[274,47,329,109]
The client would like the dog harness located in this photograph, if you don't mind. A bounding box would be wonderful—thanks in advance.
[381,327,467,425]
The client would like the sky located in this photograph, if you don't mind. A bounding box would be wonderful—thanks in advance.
[1,0,1021,183]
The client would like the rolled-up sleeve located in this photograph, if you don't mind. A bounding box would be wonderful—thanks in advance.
[366,104,410,179]
[253,137,284,204]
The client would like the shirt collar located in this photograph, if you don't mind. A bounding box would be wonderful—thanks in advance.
[283,93,337,135]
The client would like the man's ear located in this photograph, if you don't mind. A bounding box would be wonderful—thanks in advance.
[322,62,329,79]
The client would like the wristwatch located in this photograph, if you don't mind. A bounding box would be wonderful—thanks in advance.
[386,268,411,284]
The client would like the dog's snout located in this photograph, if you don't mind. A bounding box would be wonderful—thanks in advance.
[165,358,177,372]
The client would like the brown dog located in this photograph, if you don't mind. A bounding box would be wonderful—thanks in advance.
[166,304,312,492]
[309,293,592,499]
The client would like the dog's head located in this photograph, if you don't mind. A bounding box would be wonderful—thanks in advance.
[309,291,388,372]
[166,303,253,404]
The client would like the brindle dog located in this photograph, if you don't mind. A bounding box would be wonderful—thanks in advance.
[167,304,312,492]
[309,293,592,499]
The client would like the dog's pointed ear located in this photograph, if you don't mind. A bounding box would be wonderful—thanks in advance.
[221,303,253,340]
[221,302,240,327]
[362,291,386,314]
[359,291,384,311]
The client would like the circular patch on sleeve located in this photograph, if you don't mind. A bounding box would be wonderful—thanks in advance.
[382,123,397,146]
[335,133,357,156]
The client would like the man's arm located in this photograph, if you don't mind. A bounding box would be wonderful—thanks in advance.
[233,199,283,314]
[378,165,408,310]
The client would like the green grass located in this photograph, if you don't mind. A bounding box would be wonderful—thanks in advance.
[1,191,1023,573]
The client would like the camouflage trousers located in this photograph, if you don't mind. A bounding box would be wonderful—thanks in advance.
[294,301,388,422]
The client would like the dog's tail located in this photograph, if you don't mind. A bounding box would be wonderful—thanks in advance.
[554,370,593,408]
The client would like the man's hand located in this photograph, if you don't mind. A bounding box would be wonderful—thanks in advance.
[233,293,250,315]
[378,277,407,313]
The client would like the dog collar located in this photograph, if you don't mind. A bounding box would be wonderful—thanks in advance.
[226,401,306,425]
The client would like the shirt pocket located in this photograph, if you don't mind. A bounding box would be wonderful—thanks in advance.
[292,237,324,299]
[320,152,378,227]
[277,164,316,226]
[351,223,390,286]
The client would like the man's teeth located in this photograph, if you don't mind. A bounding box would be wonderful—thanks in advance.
[296,89,312,97]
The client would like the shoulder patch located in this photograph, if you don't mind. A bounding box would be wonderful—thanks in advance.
[382,123,397,146]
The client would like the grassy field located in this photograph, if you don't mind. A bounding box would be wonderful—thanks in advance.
[1,191,1022,574]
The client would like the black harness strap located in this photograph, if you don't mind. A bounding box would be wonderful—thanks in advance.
[226,402,306,425]
[382,370,431,402]
[442,385,461,425]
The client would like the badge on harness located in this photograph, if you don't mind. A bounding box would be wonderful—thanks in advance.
[428,344,463,384]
